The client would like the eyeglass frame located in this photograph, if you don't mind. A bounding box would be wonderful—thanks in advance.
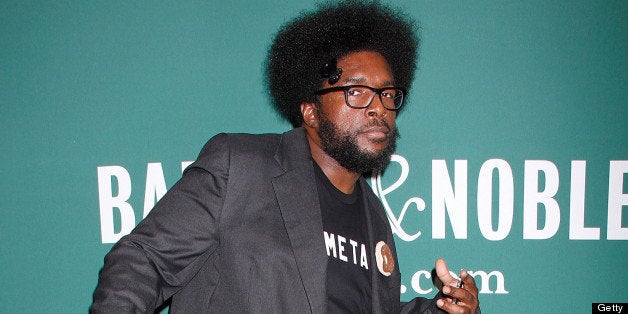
[314,85,406,110]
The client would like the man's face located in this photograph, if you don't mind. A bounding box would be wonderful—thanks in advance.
[316,51,399,174]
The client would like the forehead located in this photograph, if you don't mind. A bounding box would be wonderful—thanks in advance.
[334,51,394,86]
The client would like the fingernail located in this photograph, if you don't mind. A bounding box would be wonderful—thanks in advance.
[437,299,444,307]
[443,286,450,294]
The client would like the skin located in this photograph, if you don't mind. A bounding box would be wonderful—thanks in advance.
[301,50,396,194]
[300,50,480,313]
[435,258,480,313]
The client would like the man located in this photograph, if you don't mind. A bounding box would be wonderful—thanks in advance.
[91,2,480,313]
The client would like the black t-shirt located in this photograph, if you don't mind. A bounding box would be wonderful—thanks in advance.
[314,162,372,313]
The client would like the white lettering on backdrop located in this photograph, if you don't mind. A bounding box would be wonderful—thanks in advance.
[368,156,628,242]
[97,158,628,243]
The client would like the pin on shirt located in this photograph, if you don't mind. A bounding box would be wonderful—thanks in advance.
[375,241,395,276]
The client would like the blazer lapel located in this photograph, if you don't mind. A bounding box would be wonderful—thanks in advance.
[359,178,400,313]
[271,128,327,314]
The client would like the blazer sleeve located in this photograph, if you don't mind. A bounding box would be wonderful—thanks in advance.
[400,295,442,314]
[400,293,481,314]
[90,134,231,313]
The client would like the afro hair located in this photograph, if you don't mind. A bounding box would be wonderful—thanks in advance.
[266,0,420,127]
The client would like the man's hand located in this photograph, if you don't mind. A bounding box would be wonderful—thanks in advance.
[434,258,480,314]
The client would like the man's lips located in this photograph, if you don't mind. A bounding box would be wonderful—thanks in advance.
[361,125,390,141]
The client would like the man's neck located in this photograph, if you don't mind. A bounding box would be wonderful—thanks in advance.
[306,133,360,195]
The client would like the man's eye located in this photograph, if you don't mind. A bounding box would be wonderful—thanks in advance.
[381,90,396,98]
[347,88,363,96]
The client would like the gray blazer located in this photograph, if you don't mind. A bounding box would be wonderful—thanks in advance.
[91,128,439,313]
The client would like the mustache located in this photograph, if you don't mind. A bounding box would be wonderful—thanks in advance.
[361,119,393,132]
[358,119,399,144]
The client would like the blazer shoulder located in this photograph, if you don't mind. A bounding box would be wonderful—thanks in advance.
[189,132,283,172]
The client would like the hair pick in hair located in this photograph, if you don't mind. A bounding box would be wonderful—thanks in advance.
[320,58,343,85]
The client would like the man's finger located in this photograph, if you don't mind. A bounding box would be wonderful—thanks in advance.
[435,258,457,286]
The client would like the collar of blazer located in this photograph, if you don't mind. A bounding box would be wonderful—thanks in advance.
[272,127,328,313]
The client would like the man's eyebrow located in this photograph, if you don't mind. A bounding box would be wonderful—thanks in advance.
[342,77,366,84]
[341,77,396,86]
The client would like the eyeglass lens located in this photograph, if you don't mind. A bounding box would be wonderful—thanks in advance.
[346,86,403,109]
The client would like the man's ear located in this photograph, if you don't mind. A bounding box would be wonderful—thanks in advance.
[300,102,319,128]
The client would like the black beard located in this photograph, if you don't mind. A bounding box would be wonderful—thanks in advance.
[317,113,399,175]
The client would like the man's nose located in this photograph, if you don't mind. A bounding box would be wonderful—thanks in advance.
[366,94,387,117]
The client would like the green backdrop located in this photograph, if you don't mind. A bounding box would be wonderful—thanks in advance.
[1,1,626,313]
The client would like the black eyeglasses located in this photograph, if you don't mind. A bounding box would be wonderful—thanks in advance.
[315,85,406,110]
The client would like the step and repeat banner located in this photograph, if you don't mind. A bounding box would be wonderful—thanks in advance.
[2,1,626,313]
